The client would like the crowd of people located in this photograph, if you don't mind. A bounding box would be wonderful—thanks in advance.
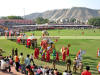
[0,52,71,75]
[0,47,93,75]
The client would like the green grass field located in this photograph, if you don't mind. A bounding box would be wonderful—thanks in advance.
[0,29,100,75]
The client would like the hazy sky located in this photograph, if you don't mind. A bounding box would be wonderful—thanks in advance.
[0,0,99,16]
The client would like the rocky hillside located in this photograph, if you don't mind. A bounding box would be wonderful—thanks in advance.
[25,7,100,22]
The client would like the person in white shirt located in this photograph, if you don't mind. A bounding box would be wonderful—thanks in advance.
[0,58,7,70]
[0,58,11,72]
[63,70,69,75]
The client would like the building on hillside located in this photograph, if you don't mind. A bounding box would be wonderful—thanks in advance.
[55,18,86,25]
[60,18,69,24]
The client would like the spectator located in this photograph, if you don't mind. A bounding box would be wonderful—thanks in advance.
[45,70,49,75]
[0,58,11,72]
[25,54,30,66]
[66,57,71,71]
[26,65,34,75]
[81,66,91,75]
[79,61,83,73]
[41,66,47,75]
[54,69,58,75]
[49,69,54,75]
[14,53,19,72]
[37,67,42,74]
[30,53,34,65]
[76,57,80,68]
[68,71,72,75]
[5,56,11,72]
[63,70,68,75]
[73,59,77,73]
[19,53,26,74]
[58,72,62,75]
[9,56,13,65]
[52,60,56,69]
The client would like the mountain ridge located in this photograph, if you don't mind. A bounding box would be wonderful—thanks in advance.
[24,7,100,22]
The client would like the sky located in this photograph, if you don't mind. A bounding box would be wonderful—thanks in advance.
[0,0,100,16]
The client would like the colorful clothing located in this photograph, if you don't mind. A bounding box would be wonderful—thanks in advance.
[14,56,19,63]
[46,51,50,62]
[42,53,45,61]
[19,56,25,64]
[37,48,39,58]
[34,48,38,59]
[27,39,31,47]
[67,48,69,56]
[62,50,66,61]
[97,62,100,73]
[56,52,59,61]
[81,71,91,75]
[52,49,56,60]
[17,37,21,43]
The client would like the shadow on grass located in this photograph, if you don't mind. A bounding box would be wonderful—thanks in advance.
[83,56,98,74]
[37,54,76,66]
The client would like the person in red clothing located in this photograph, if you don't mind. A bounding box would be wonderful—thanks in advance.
[67,44,71,56]
[81,66,92,75]
[66,47,69,56]
[56,52,59,61]
[42,53,45,61]
[62,49,66,61]
[9,31,11,38]
[17,36,21,44]
[27,39,31,48]
[61,46,65,53]
[46,50,50,62]
[36,48,39,59]
[61,46,66,61]
[34,48,38,59]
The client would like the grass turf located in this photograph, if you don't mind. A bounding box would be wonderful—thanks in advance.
[0,29,100,75]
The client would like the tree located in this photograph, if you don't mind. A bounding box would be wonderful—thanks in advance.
[1,17,7,19]
[70,18,76,23]
[1,16,23,19]
[44,19,49,23]
[88,17,100,26]
[36,17,49,24]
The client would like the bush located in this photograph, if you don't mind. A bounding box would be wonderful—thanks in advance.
[88,17,100,26]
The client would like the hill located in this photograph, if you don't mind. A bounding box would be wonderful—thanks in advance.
[25,7,100,22]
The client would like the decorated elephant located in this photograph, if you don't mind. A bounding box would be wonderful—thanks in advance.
[42,30,49,36]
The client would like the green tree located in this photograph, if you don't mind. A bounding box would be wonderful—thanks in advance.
[70,18,76,23]
[1,16,23,19]
[1,17,7,19]
[36,17,49,24]
[7,16,23,19]
[44,19,49,23]
[88,17,100,26]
